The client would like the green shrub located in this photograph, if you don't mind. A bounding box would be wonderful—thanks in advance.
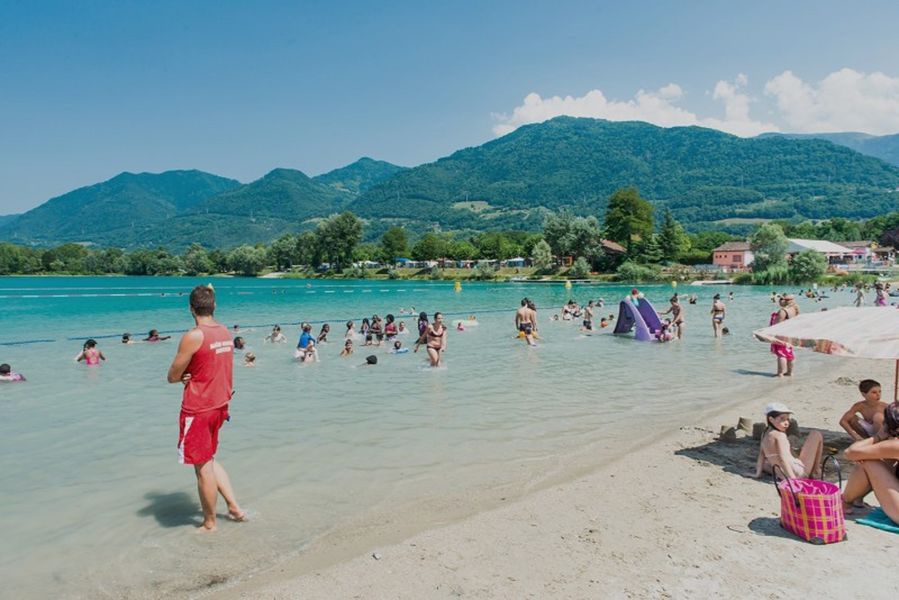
[568,257,591,279]
[616,261,662,283]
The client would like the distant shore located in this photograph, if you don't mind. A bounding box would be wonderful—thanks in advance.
[214,358,899,599]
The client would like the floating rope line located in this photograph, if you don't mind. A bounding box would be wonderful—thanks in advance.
[2,308,517,346]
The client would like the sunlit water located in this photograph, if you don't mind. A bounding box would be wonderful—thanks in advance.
[0,277,854,598]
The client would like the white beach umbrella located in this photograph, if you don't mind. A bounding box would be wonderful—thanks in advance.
[753,307,899,401]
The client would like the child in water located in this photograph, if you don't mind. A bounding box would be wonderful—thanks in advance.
[121,333,134,344]
[0,363,26,382]
[75,339,106,365]
[838,379,887,441]
[243,352,256,368]
[340,339,354,357]
[751,402,823,480]
[144,329,171,342]
[391,340,409,354]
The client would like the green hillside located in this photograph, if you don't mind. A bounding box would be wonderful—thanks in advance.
[351,117,899,231]
[313,157,406,195]
[761,132,899,167]
[0,170,240,245]
[189,168,347,221]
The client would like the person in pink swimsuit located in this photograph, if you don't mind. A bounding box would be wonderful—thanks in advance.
[75,339,106,366]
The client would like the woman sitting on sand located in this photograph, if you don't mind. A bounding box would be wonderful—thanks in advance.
[842,404,899,522]
[750,402,823,480]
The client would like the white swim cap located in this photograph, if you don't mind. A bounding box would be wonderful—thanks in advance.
[765,402,792,415]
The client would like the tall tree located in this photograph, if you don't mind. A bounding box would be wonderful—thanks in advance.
[603,187,654,253]
[658,209,691,262]
[315,211,364,270]
[411,232,447,260]
[750,223,789,272]
[531,239,553,271]
[380,226,409,261]
[268,234,297,271]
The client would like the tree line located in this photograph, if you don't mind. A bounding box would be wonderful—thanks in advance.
[2,187,897,279]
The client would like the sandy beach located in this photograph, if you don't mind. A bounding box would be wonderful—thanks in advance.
[214,358,899,599]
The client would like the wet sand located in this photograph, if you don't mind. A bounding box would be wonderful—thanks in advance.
[214,358,899,599]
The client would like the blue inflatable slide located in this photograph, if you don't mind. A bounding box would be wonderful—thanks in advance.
[612,296,663,341]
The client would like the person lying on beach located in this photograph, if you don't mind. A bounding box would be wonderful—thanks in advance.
[750,402,823,480]
[340,339,354,357]
[75,339,106,366]
[842,404,899,521]
[0,363,26,382]
[145,329,171,342]
[839,379,887,441]
[265,325,286,343]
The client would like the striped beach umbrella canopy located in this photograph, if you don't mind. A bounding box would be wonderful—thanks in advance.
[754,307,899,401]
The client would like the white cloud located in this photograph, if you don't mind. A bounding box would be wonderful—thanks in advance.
[492,74,776,138]
[764,68,899,134]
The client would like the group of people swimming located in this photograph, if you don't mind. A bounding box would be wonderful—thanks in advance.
[752,378,899,524]
[246,311,450,367]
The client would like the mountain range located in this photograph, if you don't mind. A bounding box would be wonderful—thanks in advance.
[1,118,898,249]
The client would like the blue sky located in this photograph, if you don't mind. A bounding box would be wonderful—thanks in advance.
[2,0,898,213]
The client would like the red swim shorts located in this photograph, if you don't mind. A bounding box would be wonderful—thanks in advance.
[178,405,229,465]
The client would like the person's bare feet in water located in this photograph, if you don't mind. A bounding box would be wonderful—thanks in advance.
[196,519,217,533]
[228,505,248,522]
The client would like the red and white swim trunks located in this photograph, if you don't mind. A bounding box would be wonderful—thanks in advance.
[178,405,229,465]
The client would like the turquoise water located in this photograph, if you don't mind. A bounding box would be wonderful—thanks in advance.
[0,277,849,598]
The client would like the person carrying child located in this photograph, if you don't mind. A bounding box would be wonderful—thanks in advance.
[839,379,887,441]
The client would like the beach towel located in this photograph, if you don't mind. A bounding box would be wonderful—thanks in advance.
[857,508,899,534]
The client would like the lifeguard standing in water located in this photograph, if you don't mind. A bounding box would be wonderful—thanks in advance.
[167,285,246,532]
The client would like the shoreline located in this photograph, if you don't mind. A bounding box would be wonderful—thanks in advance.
[212,357,899,599]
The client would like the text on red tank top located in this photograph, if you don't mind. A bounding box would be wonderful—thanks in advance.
[181,323,234,414]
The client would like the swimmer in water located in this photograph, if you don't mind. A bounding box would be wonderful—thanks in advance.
[391,340,409,354]
[658,296,685,340]
[345,320,355,339]
[413,312,429,353]
[515,298,537,346]
[397,321,409,335]
[233,336,246,351]
[456,321,465,331]
[0,363,26,382]
[122,333,134,344]
[243,352,256,368]
[145,329,171,342]
[426,312,447,367]
[710,293,726,338]
[265,325,286,343]
[384,314,398,340]
[75,339,106,365]
[317,323,330,344]
[340,339,354,357]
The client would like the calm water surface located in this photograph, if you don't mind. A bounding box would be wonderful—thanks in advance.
[0,277,850,598]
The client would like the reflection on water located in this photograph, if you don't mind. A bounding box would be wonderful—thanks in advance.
[0,277,849,597]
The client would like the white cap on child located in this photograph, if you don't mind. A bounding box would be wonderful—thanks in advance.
[764,402,792,415]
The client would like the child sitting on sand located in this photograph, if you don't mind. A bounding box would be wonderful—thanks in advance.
[751,402,823,479]
[839,379,887,441]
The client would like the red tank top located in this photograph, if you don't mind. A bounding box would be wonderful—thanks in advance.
[181,323,234,415]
